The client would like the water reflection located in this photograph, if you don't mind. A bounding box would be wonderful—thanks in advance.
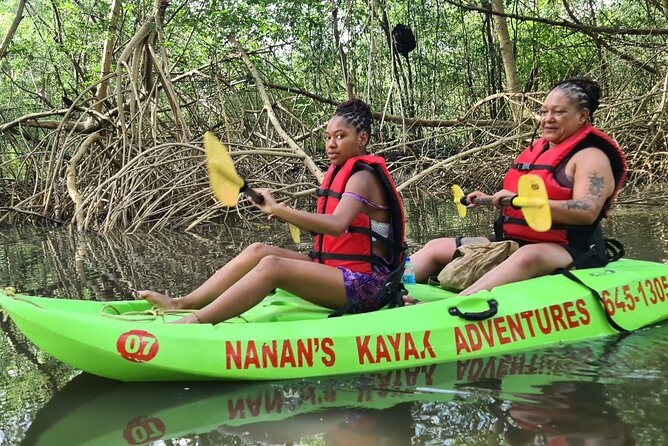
[3,201,668,445]
[0,223,298,301]
[18,327,668,446]
[500,381,632,446]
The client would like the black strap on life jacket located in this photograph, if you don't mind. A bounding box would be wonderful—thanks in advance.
[316,188,342,200]
[556,238,628,332]
[511,162,556,172]
[563,238,624,271]
[498,215,573,231]
[308,251,389,266]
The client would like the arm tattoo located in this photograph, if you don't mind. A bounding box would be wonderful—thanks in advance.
[562,200,591,210]
[587,171,605,199]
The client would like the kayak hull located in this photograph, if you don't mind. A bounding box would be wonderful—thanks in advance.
[2,258,668,382]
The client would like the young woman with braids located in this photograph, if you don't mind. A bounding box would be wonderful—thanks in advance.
[138,99,405,324]
[409,77,626,296]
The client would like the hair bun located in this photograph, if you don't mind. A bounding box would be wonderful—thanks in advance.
[334,98,373,137]
[551,76,602,116]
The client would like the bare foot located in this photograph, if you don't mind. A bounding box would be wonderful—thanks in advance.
[137,290,180,310]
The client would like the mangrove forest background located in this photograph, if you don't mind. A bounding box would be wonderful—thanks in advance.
[1,0,668,232]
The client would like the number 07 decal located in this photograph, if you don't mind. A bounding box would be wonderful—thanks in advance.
[117,330,159,362]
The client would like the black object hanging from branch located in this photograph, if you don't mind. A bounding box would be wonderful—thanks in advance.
[391,24,416,57]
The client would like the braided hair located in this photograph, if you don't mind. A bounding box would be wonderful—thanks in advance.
[333,99,372,143]
[549,77,602,122]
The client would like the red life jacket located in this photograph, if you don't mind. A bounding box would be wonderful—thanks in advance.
[310,155,405,274]
[500,124,626,245]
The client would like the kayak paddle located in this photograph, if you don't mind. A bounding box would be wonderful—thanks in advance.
[452,174,551,232]
[203,131,301,243]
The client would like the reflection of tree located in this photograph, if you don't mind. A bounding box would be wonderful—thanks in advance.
[500,381,635,446]
[0,319,78,445]
[410,381,636,445]
[602,326,668,446]
[0,224,298,301]
[220,404,415,446]
[410,330,668,445]
[0,318,59,391]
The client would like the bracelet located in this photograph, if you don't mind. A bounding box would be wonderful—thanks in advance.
[193,311,203,324]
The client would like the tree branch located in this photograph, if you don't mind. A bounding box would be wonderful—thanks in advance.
[265,82,517,129]
[443,0,668,36]
[228,34,325,183]
[561,0,659,75]
[0,110,89,133]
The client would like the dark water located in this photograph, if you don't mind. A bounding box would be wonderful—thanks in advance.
[2,200,668,446]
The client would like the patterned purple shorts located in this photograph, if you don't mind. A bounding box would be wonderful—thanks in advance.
[337,264,391,312]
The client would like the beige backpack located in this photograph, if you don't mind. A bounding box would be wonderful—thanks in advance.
[437,240,519,292]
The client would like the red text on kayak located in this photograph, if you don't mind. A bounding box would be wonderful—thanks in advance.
[454,298,590,355]
[356,331,436,365]
[225,337,335,369]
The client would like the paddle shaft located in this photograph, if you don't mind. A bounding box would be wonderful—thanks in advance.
[460,196,545,209]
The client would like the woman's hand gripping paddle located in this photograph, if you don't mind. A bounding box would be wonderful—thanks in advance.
[452,174,552,232]
[204,132,301,243]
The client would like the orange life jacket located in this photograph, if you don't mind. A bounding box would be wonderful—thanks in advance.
[310,155,405,274]
[500,124,626,245]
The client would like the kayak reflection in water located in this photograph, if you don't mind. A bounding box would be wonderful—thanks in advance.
[138,98,405,324]
[500,381,634,446]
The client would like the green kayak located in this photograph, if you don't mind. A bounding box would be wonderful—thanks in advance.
[2,258,668,382]
[23,332,651,446]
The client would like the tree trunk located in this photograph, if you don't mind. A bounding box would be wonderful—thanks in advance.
[0,0,26,61]
[331,0,353,99]
[490,0,521,119]
[94,0,123,114]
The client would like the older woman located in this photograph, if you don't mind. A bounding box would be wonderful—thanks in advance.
[411,76,626,295]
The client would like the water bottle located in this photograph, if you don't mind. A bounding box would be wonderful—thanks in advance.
[402,257,416,284]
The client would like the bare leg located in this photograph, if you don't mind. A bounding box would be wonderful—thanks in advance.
[138,243,311,310]
[409,237,458,283]
[460,243,572,295]
[178,255,349,324]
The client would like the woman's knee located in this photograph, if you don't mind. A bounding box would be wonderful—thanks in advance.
[507,245,564,274]
[241,242,276,260]
[422,238,456,255]
[412,237,457,280]
[254,255,285,278]
[422,238,457,263]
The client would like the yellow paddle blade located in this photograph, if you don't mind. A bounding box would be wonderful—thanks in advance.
[515,174,551,232]
[452,185,467,218]
[204,132,244,206]
[289,223,301,244]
